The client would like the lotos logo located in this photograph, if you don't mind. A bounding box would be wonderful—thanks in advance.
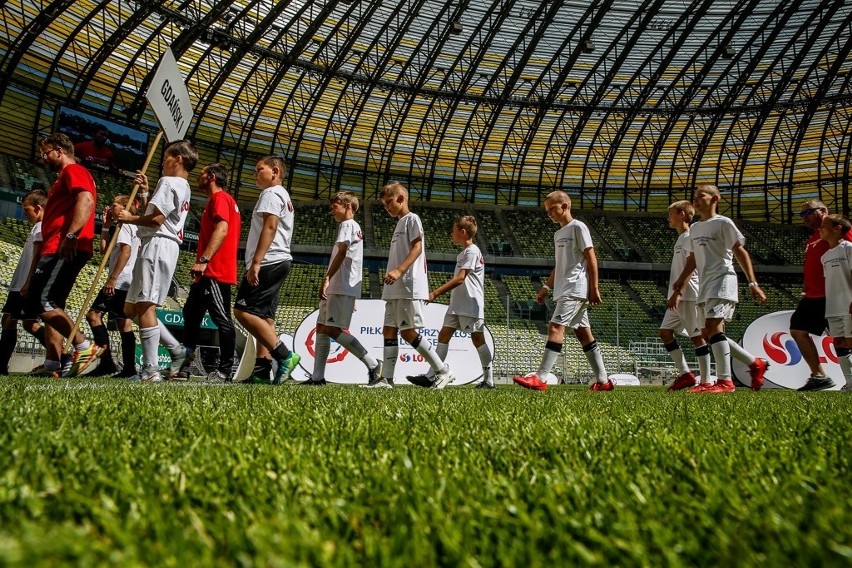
[399,353,426,363]
[762,332,802,365]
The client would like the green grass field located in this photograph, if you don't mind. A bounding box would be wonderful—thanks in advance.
[0,378,849,566]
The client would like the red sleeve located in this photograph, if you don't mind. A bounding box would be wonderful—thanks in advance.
[64,164,96,197]
[209,192,230,224]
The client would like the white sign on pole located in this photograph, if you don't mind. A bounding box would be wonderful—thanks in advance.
[146,47,193,142]
[733,310,843,390]
[292,299,496,385]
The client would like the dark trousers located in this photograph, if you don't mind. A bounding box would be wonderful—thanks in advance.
[183,277,236,374]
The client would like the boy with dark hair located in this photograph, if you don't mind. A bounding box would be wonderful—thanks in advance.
[818,214,852,391]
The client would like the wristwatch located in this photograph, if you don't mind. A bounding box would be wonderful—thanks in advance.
[65,232,77,240]
[198,256,210,263]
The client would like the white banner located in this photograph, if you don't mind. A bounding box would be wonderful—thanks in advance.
[146,47,193,143]
[732,310,843,390]
[291,299,495,385]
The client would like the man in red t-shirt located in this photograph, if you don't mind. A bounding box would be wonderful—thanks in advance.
[28,133,99,377]
[172,163,241,382]
[792,200,852,391]
[74,127,117,174]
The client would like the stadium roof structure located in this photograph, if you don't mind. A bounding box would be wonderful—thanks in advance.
[0,0,850,220]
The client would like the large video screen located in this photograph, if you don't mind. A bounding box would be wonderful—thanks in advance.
[55,105,149,178]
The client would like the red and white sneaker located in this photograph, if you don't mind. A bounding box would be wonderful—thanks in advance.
[704,379,736,393]
[688,382,715,393]
[668,371,697,392]
[590,379,614,391]
[513,372,547,391]
[748,358,768,391]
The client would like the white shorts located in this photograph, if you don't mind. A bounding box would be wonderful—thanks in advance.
[700,299,736,322]
[550,297,590,329]
[317,295,356,329]
[826,315,852,338]
[126,237,179,306]
[660,300,703,337]
[442,312,485,334]
[384,299,424,330]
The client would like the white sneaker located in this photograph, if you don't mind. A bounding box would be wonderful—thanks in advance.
[360,377,392,389]
[433,365,456,390]
[140,368,162,383]
[169,346,194,377]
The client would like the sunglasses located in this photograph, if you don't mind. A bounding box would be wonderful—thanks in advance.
[799,207,823,218]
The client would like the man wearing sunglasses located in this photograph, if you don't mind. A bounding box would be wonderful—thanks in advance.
[793,200,852,391]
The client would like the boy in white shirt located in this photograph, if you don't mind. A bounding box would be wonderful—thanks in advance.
[117,139,196,383]
[514,190,610,391]
[87,195,140,377]
[233,155,301,384]
[303,191,381,385]
[0,190,47,374]
[364,181,455,389]
[408,215,493,388]
[818,214,852,390]
[669,184,768,393]
[661,200,711,391]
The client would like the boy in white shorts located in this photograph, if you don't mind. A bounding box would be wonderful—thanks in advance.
[87,195,140,377]
[303,191,381,385]
[660,200,711,391]
[670,184,768,393]
[364,181,455,389]
[819,214,852,390]
[514,190,611,392]
[408,215,493,389]
[118,140,197,382]
[233,155,301,384]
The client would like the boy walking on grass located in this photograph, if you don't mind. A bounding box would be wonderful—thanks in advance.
[303,191,382,385]
[0,190,47,375]
[818,214,852,391]
[233,155,301,384]
[669,184,768,393]
[408,215,494,389]
[364,181,455,389]
[117,140,196,383]
[514,190,611,392]
[661,200,712,391]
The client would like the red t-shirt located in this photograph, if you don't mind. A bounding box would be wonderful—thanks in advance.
[198,190,241,284]
[802,228,852,298]
[41,163,96,256]
[74,141,115,168]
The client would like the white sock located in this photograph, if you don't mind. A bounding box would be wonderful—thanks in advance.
[838,352,852,384]
[74,339,91,351]
[537,347,560,379]
[414,340,444,373]
[711,340,732,381]
[336,332,378,369]
[668,345,689,375]
[313,333,330,380]
[696,348,711,384]
[477,344,493,385]
[727,338,756,365]
[140,326,160,370]
[426,342,449,378]
[157,321,182,354]
[584,342,607,383]
[383,343,398,381]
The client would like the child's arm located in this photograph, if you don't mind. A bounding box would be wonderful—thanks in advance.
[116,205,165,228]
[320,242,348,300]
[536,270,556,305]
[668,253,697,309]
[246,213,278,286]
[99,207,113,254]
[583,247,602,305]
[104,243,131,296]
[384,237,422,284]
[732,243,766,303]
[429,269,468,302]
[20,240,42,299]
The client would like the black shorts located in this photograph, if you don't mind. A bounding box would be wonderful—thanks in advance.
[233,260,291,319]
[26,253,91,316]
[90,288,129,320]
[790,297,828,336]
[2,291,35,320]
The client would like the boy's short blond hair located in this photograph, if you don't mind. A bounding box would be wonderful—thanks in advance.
[331,190,359,213]
[455,215,478,238]
[668,200,695,217]
[545,190,571,208]
[114,194,137,214]
[21,189,47,208]
[379,181,408,200]
[825,214,852,234]
[257,155,287,180]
